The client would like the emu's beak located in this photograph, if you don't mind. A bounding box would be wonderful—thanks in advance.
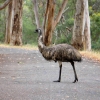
[34,30,37,33]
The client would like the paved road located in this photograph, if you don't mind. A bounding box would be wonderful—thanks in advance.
[0,47,100,100]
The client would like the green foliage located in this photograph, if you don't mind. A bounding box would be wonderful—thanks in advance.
[0,9,6,43]
[23,1,37,45]
[0,33,4,43]
[92,38,100,50]
[66,18,74,27]
[52,0,75,45]
[90,8,100,50]
[55,33,72,44]
[23,16,37,44]
[0,0,5,4]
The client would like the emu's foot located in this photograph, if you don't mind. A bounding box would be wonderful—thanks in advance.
[73,78,78,83]
[53,80,60,82]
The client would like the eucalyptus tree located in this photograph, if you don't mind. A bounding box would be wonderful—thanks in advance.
[72,0,91,50]
[33,0,68,46]
[0,0,23,46]
[5,0,23,45]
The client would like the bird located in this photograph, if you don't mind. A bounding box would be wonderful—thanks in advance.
[35,28,82,83]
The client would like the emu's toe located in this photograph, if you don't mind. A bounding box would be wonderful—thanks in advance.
[73,78,78,83]
[53,80,60,82]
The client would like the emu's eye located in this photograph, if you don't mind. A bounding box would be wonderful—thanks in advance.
[38,29,41,33]
[35,29,37,32]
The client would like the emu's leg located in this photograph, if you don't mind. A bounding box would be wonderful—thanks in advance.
[54,61,62,82]
[71,61,78,83]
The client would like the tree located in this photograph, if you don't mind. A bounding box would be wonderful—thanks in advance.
[72,0,91,50]
[84,0,91,50]
[43,0,55,46]
[33,0,68,46]
[5,0,23,45]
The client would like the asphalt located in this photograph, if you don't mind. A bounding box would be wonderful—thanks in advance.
[0,47,100,100]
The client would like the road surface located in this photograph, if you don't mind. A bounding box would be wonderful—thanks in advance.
[0,47,100,100]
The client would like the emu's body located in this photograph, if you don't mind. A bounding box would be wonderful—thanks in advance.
[36,29,82,83]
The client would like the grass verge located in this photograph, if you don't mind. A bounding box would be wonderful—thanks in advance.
[80,51,100,62]
[0,44,38,50]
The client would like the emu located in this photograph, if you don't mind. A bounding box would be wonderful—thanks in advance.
[35,29,82,83]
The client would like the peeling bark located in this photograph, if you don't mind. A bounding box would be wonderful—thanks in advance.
[72,0,91,50]
[5,0,23,46]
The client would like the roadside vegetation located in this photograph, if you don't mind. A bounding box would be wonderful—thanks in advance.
[81,51,100,62]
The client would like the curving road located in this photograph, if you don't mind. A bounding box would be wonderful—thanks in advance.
[0,47,100,100]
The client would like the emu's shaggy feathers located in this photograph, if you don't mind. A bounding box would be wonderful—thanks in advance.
[39,44,82,62]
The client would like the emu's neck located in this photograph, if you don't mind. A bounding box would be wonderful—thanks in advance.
[38,35,46,53]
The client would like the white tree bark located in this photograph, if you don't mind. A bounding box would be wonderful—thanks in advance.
[5,0,14,44]
[84,0,91,50]
[72,0,91,50]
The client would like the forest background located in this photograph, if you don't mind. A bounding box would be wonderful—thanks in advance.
[0,0,100,50]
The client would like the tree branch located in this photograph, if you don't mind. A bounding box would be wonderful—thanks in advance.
[43,0,50,34]
[63,7,69,14]
[0,0,12,10]
[33,0,40,28]
[53,0,68,30]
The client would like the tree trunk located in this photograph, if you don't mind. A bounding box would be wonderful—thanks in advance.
[43,0,55,46]
[43,0,68,46]
[84,0,91,50]
[72,0,91,50]
[72,0,85,50]
[5,0,23,46]
[5,1,14,44]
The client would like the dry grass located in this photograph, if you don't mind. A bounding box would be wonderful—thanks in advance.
[80,51,100,62]
[0,44,38,50]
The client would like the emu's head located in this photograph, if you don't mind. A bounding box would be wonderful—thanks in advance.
[35,29,42,37]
